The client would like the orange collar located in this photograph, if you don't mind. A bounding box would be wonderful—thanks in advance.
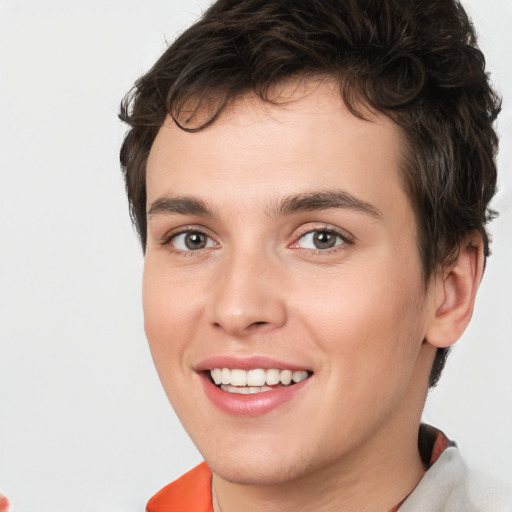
[146,461,213,512]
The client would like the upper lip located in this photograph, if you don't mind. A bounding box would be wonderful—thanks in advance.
[195,355,313,372]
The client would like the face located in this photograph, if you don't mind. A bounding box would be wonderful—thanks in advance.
[143,80,438,486]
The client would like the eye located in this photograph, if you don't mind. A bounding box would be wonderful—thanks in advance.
[169,231,216,251]
[295,229,346,250]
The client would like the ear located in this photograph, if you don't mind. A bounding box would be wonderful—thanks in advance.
[425,233,485,349]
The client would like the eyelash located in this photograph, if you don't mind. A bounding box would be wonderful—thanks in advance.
[159,225,354,255]
[160,227,217,255]
[291,225,354,254]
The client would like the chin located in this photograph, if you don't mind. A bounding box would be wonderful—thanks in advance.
[203,441,325,486]
[208,458,303,486]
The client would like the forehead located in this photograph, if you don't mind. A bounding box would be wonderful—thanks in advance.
[146,79,409,220]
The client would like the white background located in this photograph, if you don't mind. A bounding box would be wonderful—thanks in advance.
[0,1,510,510]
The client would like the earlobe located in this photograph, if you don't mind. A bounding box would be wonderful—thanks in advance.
[425,233,485,349]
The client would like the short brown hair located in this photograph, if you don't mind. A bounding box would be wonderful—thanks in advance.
[119,0,501,386]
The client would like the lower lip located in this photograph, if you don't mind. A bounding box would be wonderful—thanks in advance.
[201,375,310,417]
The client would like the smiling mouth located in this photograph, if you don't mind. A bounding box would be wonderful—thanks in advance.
[207,368,313,394]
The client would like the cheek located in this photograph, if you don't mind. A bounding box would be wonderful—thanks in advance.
[142,259,203,367]
[141,262,207,421]
[294,256,425,384]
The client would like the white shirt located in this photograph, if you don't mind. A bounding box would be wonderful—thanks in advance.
[401,446,512,512]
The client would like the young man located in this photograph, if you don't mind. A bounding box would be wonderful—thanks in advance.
[120,0,510,510]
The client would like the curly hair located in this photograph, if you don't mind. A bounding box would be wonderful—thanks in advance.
[119,0,501,387]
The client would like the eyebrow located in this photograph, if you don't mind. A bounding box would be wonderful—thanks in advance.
[148,196,216,218]
[268,190,382,219]
[147,190,381,220]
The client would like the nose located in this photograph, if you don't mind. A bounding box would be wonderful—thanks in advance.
[208,249,287,337]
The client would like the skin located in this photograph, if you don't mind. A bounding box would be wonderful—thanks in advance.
[143,79,482,511]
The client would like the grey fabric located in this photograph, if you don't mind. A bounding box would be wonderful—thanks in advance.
[401,447,512,512]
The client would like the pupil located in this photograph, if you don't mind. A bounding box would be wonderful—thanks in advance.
[314,231,335,249]
[185,232,206,250]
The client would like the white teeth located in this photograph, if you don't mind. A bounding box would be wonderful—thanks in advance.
[279,369,292,385]
[211,368,222,385]
[292,370,308,383]
[209,368,310,388]
[265,368,281,385]
[230,369,247,386]
[220,384,273,394]
[247,369,266,386]
[221,368,231,385]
